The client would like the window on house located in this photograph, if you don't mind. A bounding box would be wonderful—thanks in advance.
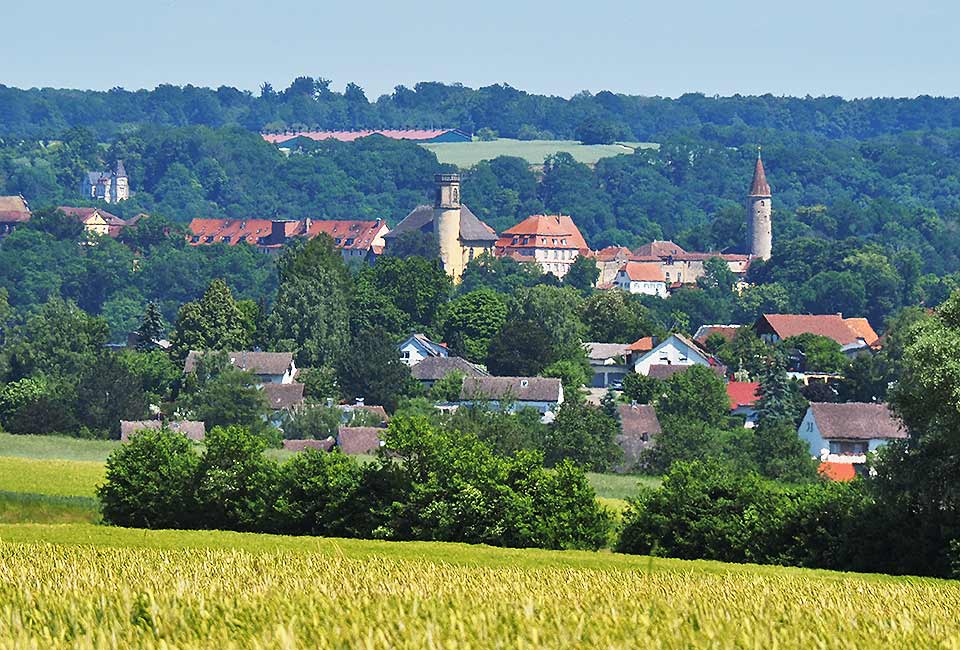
[221,236,230,243]
[401,351,410,359]
[829,441,867,455]
[806,422,814,432]
[191,236,200,243]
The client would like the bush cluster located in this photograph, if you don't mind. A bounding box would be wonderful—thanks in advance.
[99,416,611,551]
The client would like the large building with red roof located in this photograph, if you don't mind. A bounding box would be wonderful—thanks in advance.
[494,214,590,278]
[628,240,751,287]
[187,217,388,262]
[754,313,880,355]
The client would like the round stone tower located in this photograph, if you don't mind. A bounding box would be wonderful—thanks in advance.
[433,173,463,279]
[747,151,772,261]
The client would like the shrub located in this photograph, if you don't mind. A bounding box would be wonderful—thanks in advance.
[194,425,280,532]
[274,449,366,537]
[98,428,199,528]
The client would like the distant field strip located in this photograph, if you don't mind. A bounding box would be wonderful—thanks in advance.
[422,139,659,168]
[0,528,957,649]
[0,456,104,498]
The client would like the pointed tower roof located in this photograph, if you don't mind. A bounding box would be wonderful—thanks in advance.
[749,151,771,197]
[114,159,127,177]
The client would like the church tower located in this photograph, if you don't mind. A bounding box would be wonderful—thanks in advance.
[434,173,463,279]
[747,150,772,260]
[110,160,129,203]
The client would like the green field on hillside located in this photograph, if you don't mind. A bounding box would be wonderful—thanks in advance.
[1,523,957,648]
[421,138,658,168]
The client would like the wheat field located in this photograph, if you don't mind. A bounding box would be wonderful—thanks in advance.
[2,528,959,649]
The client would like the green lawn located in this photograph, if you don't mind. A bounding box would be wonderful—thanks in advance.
[0,456,104,498]
[421,138,658,168]
[0,492,98,525]
[0,431,119,462]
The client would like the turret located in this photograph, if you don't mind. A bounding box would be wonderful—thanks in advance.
[747,151,772,261]
[433,173,462,279]
[111,159,129,203]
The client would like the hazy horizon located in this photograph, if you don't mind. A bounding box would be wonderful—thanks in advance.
[4,0,958,100]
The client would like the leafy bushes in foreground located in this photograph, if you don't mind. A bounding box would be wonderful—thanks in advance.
[98,417,611,551]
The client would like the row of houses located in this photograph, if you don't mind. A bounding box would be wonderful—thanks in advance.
[0,197,146,239]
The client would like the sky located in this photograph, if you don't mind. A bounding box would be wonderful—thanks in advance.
[3,0,957,99]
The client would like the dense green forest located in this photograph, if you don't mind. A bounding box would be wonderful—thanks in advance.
[3,79,960,140]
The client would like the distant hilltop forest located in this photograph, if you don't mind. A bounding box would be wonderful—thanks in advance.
[2,77,960,140]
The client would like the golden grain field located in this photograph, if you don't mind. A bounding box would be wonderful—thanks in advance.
[2,535,959,649]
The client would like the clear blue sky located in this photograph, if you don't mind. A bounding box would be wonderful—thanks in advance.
[4,0,956,99]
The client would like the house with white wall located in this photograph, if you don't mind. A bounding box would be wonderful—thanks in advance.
[398,334,449,367]
[629,334,717,376]
[798,402,906,464]
[184,350,298,385]
[457,376,564,421]
[613,262,668,297]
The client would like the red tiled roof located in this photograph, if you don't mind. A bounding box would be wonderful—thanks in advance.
[758,314,870,347]
[262,129,465,144]
[496,215,590,252]
[726,382,760,409]
[843,318,880,347]
[619,262,665,282]
[303,219,387,250]
[818,462,857,482]
[627,336,655,353]
[594,245,632,262]
[187,218,274,245]
[750,155,772,197]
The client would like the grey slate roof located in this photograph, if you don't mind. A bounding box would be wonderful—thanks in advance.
[184,350,294,376]
[120,420,206,442]
[585,342,630,362]
[460,376,562,403]
[809,403,906,440]
[410,356,488,381]
[384,204,498,243]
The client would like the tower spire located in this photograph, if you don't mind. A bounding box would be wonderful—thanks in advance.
[749,150,771,197]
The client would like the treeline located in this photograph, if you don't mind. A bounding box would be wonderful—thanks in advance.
[99,419,611,551]
[3,79,960,141]
[5,124,960,280]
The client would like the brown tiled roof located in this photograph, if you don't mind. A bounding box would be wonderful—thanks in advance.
[693,325,741,346]
[262,383,305,410]
[410,356,488,381]
[809,403,906,441]
[282,438,335,452]
[749,155,772,197]
[58,206,127,226]
[758,314,866,346]
[120,420,206,442]
[0,195,31,223]
[594,245,632,262]
[460,376,562,403]
[184,351,294,376]
[617,403,661,467]
[337,426,383,455]
[633,240,687,257]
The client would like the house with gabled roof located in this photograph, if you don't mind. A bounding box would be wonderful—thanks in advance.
[398,334,449,367]
[628,333,721,376]
[59,206,134,238]
[410,356,488,388]
[694,324,742,347]
[494,214,591,279]
[584,342,630,388]
[754,313,880,357]
[613,262,668,297]
[616,403,661,471]
[458,376,564,420]
[727,381,760,428]
[798,402,906,465]
[184,350,298,385]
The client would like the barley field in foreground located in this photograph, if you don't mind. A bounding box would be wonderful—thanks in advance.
[1,525,959,649]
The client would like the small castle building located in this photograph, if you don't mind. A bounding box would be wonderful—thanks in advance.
[82,160,129,204]
[384,174,498,281]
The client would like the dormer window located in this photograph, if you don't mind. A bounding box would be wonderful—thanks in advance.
[520,379,529,388]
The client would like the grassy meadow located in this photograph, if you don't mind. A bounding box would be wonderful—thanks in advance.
[421,138,658,168]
